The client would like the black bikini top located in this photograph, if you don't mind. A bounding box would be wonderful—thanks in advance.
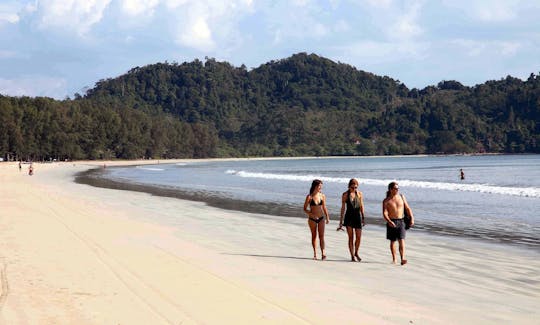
[310,196,323,206]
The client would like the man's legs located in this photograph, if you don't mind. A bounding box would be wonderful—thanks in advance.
[398,239,407,265]
[390,240,397,264]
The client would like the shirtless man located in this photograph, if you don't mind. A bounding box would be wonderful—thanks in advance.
[382,182,414,265]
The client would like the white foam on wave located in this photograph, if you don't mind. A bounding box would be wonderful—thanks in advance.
[396,179,540,198]
[225,170,540,198]
[135,166,165,171]
[226,170,352,184]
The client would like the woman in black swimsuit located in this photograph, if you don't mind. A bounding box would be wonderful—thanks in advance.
[303,179,330,260]
[338,179,365,261]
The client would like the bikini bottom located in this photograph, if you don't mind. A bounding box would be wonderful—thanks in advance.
[309,216,325,223]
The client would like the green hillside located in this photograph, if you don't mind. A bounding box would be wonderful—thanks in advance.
[1,53,538,160]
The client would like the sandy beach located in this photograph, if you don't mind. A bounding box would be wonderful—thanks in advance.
[0,160,538,324]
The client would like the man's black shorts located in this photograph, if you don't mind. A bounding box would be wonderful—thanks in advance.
[386,218,406,241]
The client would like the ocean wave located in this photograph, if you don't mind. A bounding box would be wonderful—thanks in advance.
[225,170,540,198]
[135,166,164,171]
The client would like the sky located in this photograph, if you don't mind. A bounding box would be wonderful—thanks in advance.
[0,0,539,100]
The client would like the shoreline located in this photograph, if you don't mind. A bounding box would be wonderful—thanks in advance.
[76,159,540,251]
[1,160,539,324]
[5,151,526,167]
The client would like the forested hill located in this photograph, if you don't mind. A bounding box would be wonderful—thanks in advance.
[1,53,539,161]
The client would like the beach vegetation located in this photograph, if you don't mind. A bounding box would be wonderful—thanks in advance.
[0,53,539,160]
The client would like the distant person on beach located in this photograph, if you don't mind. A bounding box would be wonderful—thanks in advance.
[383,182,414,265]
[460,168,465,180]
[338,178,366,262]
[19,161,22,172]
[303,179,330,260]
[28,164,34,176]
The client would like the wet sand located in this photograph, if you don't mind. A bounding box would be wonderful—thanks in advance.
[77,166,540,249]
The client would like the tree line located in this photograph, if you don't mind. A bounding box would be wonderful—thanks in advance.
[0,96,217,161]
[1,53,538,161]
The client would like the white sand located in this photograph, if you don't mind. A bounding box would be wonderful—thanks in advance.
[0,160,538,324]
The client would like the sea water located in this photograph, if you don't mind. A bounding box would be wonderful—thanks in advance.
[89,155,540,250]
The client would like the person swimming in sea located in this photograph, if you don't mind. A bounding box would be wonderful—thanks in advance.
[303,179,330,260]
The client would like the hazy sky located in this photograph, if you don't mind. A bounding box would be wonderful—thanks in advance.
[1,0,539,99]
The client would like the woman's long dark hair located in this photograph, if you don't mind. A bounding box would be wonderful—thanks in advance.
[386,182,398,198]
[309,179,323,195]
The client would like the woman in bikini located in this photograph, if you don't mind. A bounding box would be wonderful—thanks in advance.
[338,179,365,261]
[303,179,330,260]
